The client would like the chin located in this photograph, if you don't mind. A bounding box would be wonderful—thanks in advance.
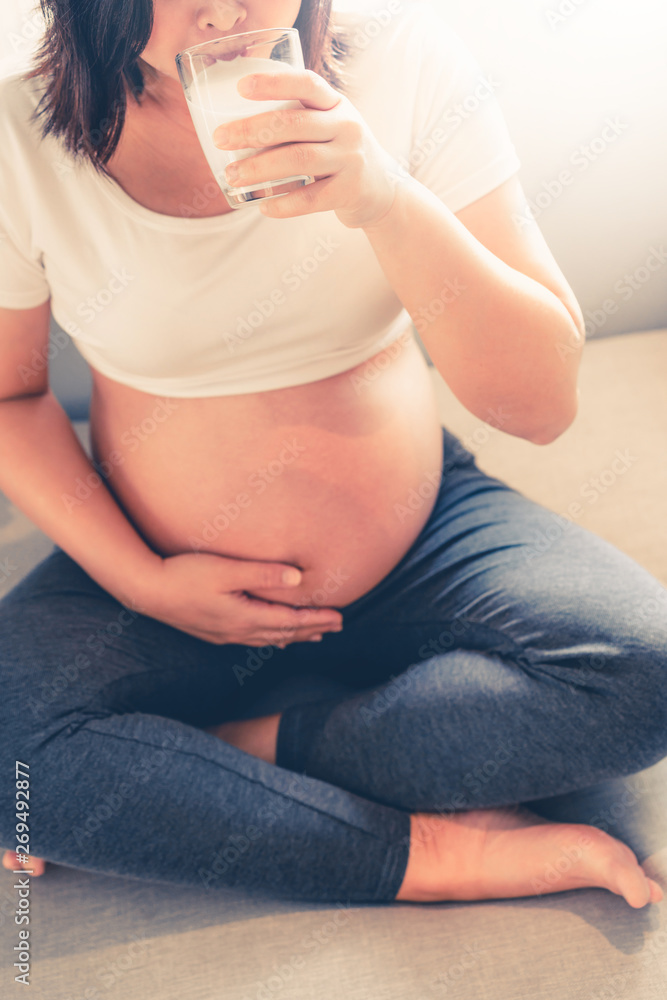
[137,57,179,87]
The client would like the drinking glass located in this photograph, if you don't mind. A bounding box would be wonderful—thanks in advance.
[175,27,314,209]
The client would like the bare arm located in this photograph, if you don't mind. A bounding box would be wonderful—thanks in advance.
[0,300,157,606]
[0,388,161,609]
[363,174,586,445]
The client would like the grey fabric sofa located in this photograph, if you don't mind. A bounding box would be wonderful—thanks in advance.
[1,327,667,999]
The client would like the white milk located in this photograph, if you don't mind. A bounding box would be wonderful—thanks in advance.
[184,56,304,191]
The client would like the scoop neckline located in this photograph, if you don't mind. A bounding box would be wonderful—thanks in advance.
[14,67,257,233]
[91,166,261,233]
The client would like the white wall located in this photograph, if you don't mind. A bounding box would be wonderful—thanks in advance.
[0,0,44,77]
[341,0,667,337]
[2,0,666,338]
[436,0,667,338]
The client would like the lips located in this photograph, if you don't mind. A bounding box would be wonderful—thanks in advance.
[220,44,250,61]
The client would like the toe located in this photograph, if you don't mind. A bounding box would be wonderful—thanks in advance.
[648,878,664,904]
[2,852,46,875]
[615,863,654,908]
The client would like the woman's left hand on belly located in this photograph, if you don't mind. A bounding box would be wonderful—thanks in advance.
[213,70,401,229]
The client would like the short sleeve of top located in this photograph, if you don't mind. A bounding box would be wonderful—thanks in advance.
[401,1,521,212]
[0,209,50,309]
[0,71,51,310]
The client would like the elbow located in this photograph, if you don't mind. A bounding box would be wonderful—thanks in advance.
[526,391,579,446]
[528,422,571,446]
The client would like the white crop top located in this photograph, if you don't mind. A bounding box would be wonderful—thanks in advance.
[0,0,521,397]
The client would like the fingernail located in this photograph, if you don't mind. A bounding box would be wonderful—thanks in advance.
[282,568,302,586]
[215,126,230,145]
[308,634,323,642]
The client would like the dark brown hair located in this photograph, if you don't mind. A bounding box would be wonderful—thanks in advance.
[23,1,350,177]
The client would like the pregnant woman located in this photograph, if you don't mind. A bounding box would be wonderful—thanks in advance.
[1,0,667,907]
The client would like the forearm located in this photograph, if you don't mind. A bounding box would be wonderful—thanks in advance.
[363,176,585,443]
[0,391,161,606]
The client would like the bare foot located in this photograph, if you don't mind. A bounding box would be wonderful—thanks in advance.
[395,805,664,909]
[205,713,282,765]
[2,852,46,876]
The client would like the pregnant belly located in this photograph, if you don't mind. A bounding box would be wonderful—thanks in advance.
[89,332,444,609]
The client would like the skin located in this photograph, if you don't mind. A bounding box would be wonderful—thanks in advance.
[140,0,300,83]
[5,2,663,907]
[134,0,397,228]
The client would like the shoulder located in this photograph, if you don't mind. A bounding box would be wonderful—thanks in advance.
[0,69,43,113]
[0,70,63,230]
[0,70,47,149]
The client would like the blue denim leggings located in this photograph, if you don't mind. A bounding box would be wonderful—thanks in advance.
[2,426,667,902]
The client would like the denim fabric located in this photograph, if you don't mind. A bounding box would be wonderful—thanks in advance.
[2,425,667,902]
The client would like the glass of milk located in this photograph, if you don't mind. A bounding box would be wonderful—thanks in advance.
[175,28,314,209]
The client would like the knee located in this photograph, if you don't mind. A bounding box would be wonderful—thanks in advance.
[590,636,667,766]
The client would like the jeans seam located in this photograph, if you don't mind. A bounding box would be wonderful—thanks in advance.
[78,722,404,845]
